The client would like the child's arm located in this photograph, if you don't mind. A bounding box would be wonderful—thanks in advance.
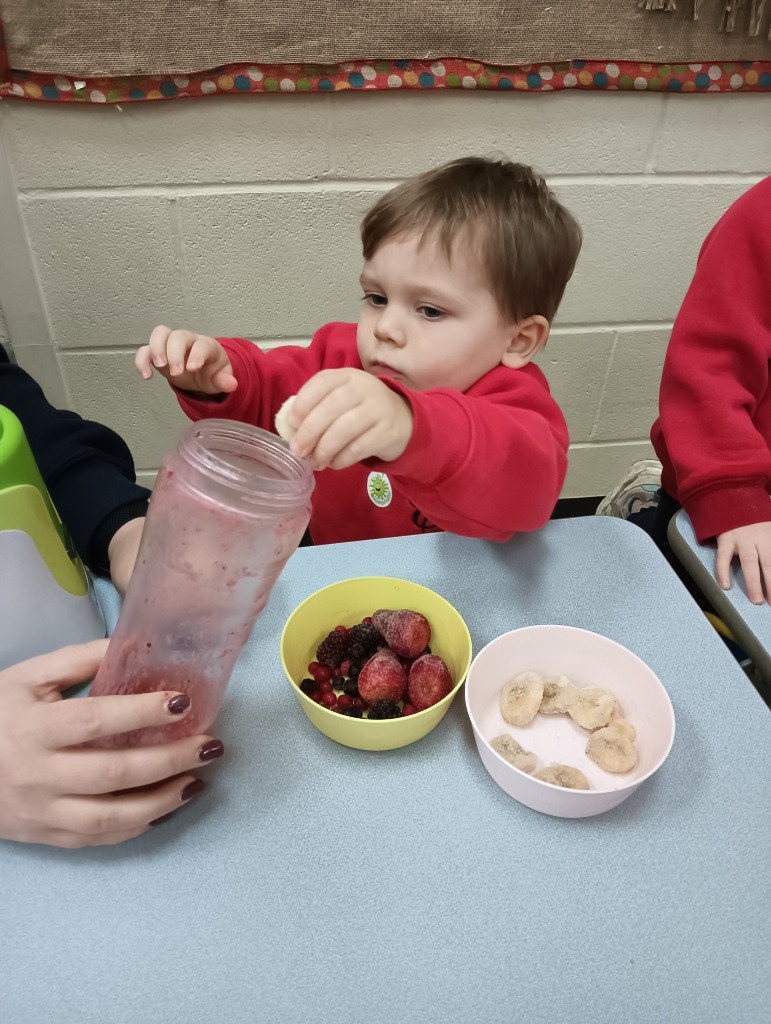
[373,368,567,540]
[652,178,771,604]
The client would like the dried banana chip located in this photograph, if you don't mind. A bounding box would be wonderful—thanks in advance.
[535,764,590,790]
[500,671,545,726]
[568,686,618,730]
[586,722,638,773]
[275,395,297,440]
[490,734,537,775]
[539,675,578,715]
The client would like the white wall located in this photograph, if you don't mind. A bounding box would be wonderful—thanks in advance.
[0,91,768,495]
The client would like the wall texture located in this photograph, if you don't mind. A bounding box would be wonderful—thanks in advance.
[0,91,768,495]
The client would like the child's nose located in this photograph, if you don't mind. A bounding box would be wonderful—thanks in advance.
[374,307,407,346]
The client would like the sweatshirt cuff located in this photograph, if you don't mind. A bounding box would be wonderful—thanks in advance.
[686,481,771,542]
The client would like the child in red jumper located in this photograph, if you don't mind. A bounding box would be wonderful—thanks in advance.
[651,176,771,605]
[136,157,582,545]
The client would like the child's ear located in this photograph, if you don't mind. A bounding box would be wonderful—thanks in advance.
[501,316,550,369]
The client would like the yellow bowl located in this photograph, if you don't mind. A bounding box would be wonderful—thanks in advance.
[281,576,472,750]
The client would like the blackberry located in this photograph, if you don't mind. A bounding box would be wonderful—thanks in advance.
[341,677,360,698]
[367,700,401,720]
[339,706,364,718]
[349,622,385,655]
[315,630,350,669]
[300,678,319,695]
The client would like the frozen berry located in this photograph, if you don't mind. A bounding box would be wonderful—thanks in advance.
[331,675,345,689]
[336,694,353,708]
[352,697,366,708]
[320,692,337,709]
[340,658,353,676]
[349,622,386,655]
[367,700,402,720]
[316,630,350,669]
[308,661,320,675]
[347,664,361,681]
[319,679,333,693]
[357,649,406,705]
[309,691,323,703]
[408,654,453,711]
[312,664,332,684]
[349,642,366,660]
[340,706,364,718]
[372,608,431,659]
[341,677,360,698]
[300,678,319,695]
[335,625,349,634]
[363,616,373,623]
[401,704,418,716]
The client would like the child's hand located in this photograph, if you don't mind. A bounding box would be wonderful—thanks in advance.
[135,326,238,395]
[288,369,413,471]
[715,522,771,604]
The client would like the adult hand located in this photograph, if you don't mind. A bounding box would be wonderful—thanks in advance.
[135,325,238,395]
[0,640,223,848]
[107,516,145,597]
[715,521,771,605]
[288,368,413,471]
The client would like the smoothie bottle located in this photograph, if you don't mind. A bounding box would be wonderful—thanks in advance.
[89,419,313,747]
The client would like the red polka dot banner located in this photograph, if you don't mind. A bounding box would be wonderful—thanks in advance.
[1,57,770,102]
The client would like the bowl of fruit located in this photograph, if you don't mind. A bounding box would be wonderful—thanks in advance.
[280,576,472,750]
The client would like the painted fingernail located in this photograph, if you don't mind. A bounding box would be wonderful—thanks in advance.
[198,739,225,762]
[167,694,191,715]
[149,812,174,826]
[181,778,205,802]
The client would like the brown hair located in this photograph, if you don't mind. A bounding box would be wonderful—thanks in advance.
[360,157,582,323]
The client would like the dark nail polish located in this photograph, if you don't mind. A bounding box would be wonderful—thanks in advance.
[181,778,205,802]
[198,739,225,762]
[167,694,191,715]
[149,812,174,826]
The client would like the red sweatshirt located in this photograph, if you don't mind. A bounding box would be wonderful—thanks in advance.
[177,322,568,545]
[651,176,771,543]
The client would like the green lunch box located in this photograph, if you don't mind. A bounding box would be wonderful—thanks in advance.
[0,404,105,671]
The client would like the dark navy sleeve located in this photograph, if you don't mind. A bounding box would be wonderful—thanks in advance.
[0,349,150,573]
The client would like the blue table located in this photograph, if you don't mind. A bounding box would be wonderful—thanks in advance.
[669,508,771,687]
[2,519,770,1024]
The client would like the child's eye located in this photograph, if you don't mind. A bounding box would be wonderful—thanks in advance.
[363,293,387,307]
[419,305,444,320]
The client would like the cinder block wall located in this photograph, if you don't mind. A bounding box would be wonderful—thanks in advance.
[0,92,767,495]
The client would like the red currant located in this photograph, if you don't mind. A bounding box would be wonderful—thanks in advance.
[319,679,334,693]
[308,661,320,675]
[309,692,323,704]
[312,664,332,683]
[401,704,418,716]
[337,694,353,708]
[320,692,337,709]
[363,616,373,624]
[335,624,349,634]
[352,697,366,708]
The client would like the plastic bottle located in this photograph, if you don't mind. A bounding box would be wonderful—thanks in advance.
[89,418,313,746]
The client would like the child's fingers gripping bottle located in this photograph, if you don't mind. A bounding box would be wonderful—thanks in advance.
[89,419,313,747]
[0,405,105,671]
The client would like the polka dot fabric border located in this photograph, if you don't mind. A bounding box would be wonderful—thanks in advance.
[2,58,770,102]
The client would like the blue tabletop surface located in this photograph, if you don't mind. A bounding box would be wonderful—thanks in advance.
[2,519,770,1024]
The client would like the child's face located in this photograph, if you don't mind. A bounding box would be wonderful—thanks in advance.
[357,232,520,393]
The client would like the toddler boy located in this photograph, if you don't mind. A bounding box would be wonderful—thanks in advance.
[137,157,582,544]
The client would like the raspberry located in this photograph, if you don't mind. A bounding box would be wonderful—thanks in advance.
[316,630,351,669]
[349,622,385,655]
[300,678,319,695]
[367,700,401,720]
